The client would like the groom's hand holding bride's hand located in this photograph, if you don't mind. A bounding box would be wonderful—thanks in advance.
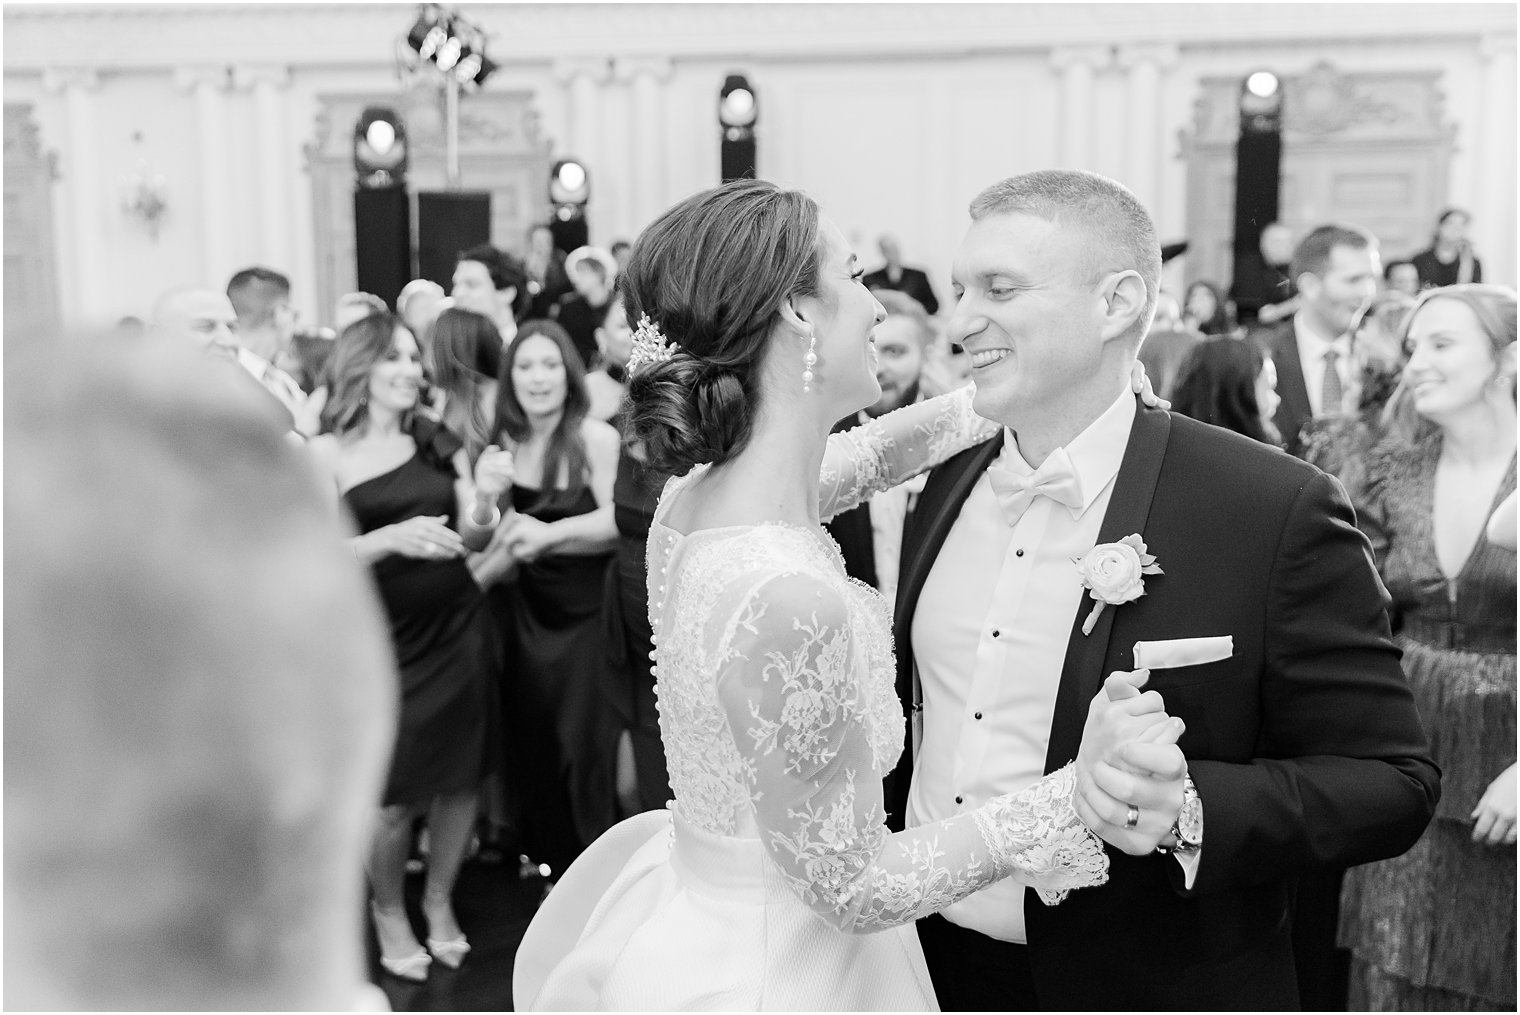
[1074,669,1188,855]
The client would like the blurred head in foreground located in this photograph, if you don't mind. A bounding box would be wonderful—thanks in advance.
[5,331,396,1010]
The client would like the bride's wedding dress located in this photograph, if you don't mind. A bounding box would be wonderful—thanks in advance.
[514,388,1109,1011]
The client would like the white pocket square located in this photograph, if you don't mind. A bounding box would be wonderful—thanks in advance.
[1133,636,1234,670]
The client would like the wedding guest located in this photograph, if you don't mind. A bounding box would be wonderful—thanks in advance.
[1412,208,1483,289]
[864,232,940,315]
[553,245,618,369]
[427,307,502,463]
[151,285,241,362]
[277,329,337,396]
[585,294,633,423]
[477,319,621,880]
[1251,223,1381,455]
[307,312,509,982]
[1137,321,1203,402]
[524,223,573,321]
[1182,279,1233,335]
[336,291,388,333]
[1385,259,1422,298]
[398,278,447,350]
[1231,220,1299,326]
[1169,335,1281,445]
[227,265,314,433]
[1339,284,1517,1012]
[824,288,936,599]
[1301,290,1417,491]
[453,244,529,343]
[7,332,393,1010]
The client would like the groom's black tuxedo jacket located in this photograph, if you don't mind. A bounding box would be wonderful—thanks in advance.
[886,399,1439,1009]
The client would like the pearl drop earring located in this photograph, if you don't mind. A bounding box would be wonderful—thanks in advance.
[802,330,818,392]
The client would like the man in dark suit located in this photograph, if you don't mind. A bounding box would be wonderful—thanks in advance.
[1250,224,1381,456]
[887,170,1437,1010]
[863,234,940,316]
[825,289,936,598]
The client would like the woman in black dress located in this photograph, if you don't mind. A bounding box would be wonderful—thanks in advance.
[308,314,513,982]
[478,319,621,879]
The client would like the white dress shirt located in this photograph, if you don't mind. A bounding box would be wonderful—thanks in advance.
[1292,311,1353,418]
[907,387,1135,943]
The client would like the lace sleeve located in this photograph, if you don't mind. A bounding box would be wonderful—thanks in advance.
[818,385,999,522]
[712,572,1108,933]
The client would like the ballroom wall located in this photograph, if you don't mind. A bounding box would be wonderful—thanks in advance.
[4,2,1515,329]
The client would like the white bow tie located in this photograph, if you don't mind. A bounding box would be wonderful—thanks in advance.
[987,447,1084,526]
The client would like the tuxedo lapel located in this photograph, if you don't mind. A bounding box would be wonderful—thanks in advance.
[893,434,1003,697]
[1266,324,1311,443]
[1043,403,1172,771]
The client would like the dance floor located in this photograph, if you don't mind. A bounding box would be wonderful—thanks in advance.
[368,855,548,1012]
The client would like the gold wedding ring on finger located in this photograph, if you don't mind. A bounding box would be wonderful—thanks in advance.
[1124,804,1140,830]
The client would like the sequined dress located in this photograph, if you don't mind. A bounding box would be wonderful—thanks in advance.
[513,388,1111,1011]
[1338,434,1517,1011]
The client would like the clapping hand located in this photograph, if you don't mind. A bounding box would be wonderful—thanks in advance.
[473,444,516,507]
[1074,669,1188,855]
[382,515,467,561]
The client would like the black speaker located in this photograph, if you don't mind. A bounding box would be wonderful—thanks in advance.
[418,191,492,290]
[354,185,411,311]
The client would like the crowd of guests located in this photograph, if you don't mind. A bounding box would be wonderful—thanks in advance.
[80,200,1512,1011]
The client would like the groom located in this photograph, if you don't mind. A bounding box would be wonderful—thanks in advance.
[886,170,1439,1009]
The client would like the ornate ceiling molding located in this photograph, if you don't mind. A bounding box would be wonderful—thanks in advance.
[3,3,1515,74]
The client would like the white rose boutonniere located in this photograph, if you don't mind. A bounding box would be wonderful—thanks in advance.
[1072,534,1163,636]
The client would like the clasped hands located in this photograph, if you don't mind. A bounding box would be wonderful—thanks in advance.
[1073,669,1189,855]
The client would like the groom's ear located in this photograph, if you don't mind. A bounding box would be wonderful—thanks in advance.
[1098,270,1148,343]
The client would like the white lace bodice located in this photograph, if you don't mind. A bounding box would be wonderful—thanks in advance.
[646,388,1108,934]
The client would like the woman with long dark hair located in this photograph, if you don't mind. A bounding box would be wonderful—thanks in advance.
[1182,279,1233,336]
[1169,336,1281,445]
[1338,285,1516,1011]
[478,318,622,881]
[426,307,502,463]
[307,313,512,982]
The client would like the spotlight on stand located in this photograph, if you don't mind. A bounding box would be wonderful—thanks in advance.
[353,106,411,310]
[354,106,408,189]
[1231,69,1284,305]
[549,158,590,252]
[719,73,757,183]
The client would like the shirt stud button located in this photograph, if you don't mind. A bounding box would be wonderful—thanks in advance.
[955,795,964,805]
[974,711,983,720]
[992,629,1000,638]
[1015,548,1025,557]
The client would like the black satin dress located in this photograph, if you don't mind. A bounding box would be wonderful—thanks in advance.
[492,482,620,878]
[343,420,498,807]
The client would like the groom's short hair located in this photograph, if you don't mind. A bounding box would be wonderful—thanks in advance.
[969,170,1161,341]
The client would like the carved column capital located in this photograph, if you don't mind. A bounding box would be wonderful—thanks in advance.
[1479,32,1517,62]
[1116,42,1180,72]
[1048,45,1113,74]
[552,56,613,86]
[232,63,291,92]
[172,65,230,94]
[612,55,674,84]
[41,67,99,94]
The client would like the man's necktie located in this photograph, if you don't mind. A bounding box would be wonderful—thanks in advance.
[986,447,1084,526]
[1321,348,1345,416]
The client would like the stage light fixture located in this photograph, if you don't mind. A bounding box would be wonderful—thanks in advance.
[354,106,408,188]
[719,73,758,182]
[1246,71,1280,99]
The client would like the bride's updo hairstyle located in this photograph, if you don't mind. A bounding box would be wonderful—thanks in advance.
[622,179,822,475]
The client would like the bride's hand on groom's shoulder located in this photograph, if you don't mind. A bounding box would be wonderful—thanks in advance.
[1074,669,1188,855]
[1130,360,1170,410]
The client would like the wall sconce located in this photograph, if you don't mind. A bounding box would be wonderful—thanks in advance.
[121,160,168,241]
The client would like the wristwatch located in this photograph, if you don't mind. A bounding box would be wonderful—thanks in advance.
[1156,775,1203,855]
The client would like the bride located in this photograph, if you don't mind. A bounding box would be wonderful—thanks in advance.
[514,179,1184,1011]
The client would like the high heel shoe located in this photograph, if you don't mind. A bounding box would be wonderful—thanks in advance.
[426,934,471,969]
[371,902,431,983]
[379,949,432,983]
